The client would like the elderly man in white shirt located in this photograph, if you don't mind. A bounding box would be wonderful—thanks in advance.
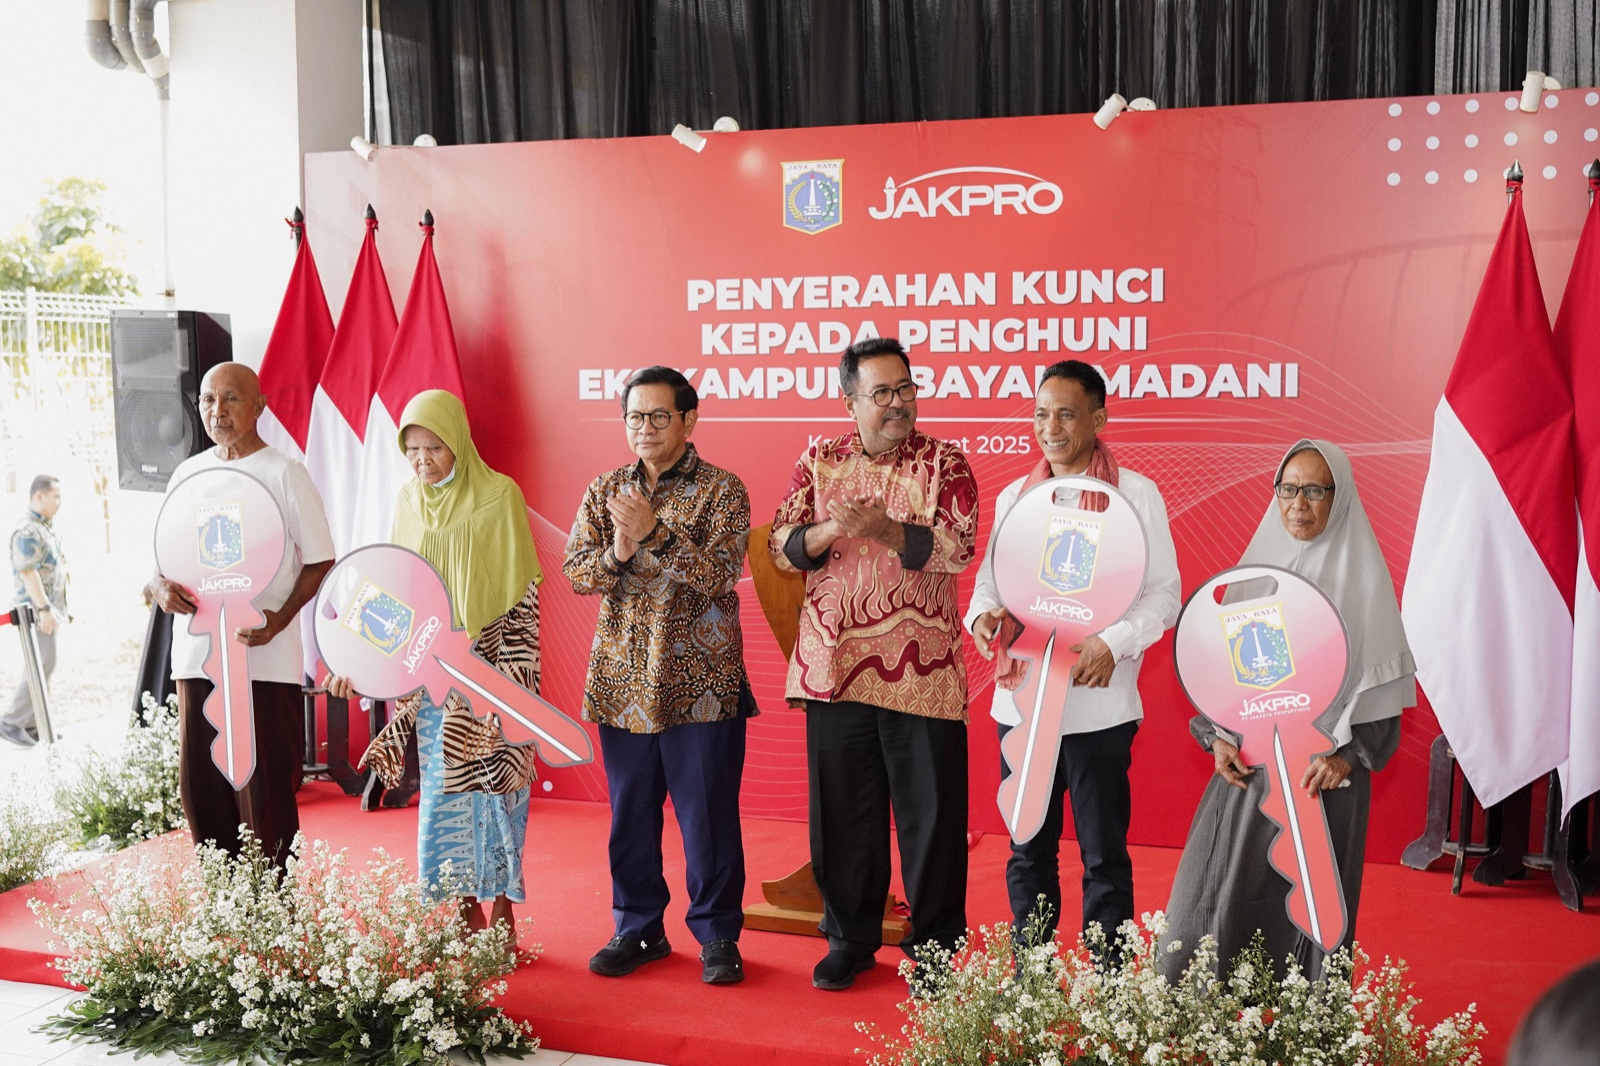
[967,359,1181,946]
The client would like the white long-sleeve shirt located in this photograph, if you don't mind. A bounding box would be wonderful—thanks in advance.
[964,468,1181,732]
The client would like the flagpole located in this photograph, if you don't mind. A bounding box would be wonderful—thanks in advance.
[1588,160,1599,206]
[287,206,304,248]
[1507,159,1523,203]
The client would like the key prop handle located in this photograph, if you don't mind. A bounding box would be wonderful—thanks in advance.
[1173,563,1352,953]
[154,467,288,789]
[314,544,593,768]
[991,475,1148,844]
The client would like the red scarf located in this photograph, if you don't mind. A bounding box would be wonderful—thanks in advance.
[992,439,1120,690]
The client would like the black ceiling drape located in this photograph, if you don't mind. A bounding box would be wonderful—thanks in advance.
[370,0,1586,147]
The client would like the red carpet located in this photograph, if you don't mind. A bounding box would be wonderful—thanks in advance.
[0,782,1595,1064]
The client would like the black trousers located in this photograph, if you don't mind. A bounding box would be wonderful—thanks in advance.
[599,716,747,944]
[806,700,968,957]
[177,678,302,868]
[998,719,1138,941]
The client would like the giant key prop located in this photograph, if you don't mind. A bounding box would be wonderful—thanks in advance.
[1173,565,1351,953]
[992,476,1148,844]
[154,468,287,789]
[314,544,593,768]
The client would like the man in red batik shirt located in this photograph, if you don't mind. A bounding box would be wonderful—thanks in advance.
[770,337,979,992]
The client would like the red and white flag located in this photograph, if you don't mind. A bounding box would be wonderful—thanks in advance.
[303,211,398,556]
[1403,174,1578,809]
[256,217,334,461]
[1554,171,1600,816]
[349,214,468,549]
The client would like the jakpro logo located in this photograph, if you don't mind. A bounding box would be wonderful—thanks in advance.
[1240,690,1312,720]
[869,167,1063,220]
[403,615,442,675]
[1027,596,1094,624]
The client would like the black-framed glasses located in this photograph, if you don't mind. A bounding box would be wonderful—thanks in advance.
[1275,482,1335,501]
[624,409,679,430]
[854,383,918,407]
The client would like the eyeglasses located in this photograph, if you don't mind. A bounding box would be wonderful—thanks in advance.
[854,383,918,407]
[624,410,679,430]
[1274,482,1335,502]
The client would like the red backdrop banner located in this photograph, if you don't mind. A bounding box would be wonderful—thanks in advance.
[305,88,1597,862]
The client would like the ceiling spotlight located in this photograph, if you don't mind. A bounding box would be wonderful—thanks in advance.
[671,123,707,152]
[1093,93,1128,130]
[1520,71,1545,113]
[712,116,741,133]
[413,134,438,147]
[1127,97,1157,112]
[350,134,378,161]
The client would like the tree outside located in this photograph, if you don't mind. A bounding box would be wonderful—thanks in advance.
[0,177,139,296]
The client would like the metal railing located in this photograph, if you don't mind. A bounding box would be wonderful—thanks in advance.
[0,287,126,516]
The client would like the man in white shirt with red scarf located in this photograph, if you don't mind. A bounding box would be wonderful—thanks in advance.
[967,359,1181,947]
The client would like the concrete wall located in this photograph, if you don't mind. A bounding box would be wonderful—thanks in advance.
[166,0,363,367]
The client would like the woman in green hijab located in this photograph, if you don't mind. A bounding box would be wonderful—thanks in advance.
[333,389,543,932]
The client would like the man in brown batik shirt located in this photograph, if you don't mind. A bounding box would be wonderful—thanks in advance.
[564,366,754,986]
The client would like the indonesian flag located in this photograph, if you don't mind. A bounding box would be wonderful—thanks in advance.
[348,215,467,550]
[1403,176,1578,809]
[303,211,398,556]
[256,218,334,460]
[1555,173,1600,817]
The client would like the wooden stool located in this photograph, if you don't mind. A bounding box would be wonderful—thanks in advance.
[743,862,910,945]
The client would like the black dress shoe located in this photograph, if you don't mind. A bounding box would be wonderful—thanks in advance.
[812,948,875,990]
[0,723,36,749]
[699,939,743,984]
[588,934,671,977]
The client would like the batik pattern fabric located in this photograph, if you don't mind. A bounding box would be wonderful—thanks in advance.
[10,509,67,615]
[563,444,753,733]
[770,429,979,721]
[409,581,539,902]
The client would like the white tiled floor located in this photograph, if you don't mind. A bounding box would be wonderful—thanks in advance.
[0,980,659,1066]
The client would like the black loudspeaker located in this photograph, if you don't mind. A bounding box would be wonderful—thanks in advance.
[111,310,232,491]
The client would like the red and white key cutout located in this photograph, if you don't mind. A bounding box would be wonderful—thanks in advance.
[991,476,1148,844]
[154,468,288,789]
[314,544,593,769]
[1173,564,1352,953]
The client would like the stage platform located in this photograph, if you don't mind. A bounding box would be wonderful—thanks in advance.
[0,782,1594,1064]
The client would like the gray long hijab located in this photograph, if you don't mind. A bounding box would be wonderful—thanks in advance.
[1238,440,1416,746]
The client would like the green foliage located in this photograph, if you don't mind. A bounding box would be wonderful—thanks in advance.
[0,178,139,295]
[31,833,539,1065]
[51,692,185,848]
[0,787,68,894]
[858,905,1485,1066]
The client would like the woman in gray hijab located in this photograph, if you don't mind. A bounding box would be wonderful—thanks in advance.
[1159,440,1416,981]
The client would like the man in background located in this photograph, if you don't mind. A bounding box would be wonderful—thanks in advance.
[4,475,67,748]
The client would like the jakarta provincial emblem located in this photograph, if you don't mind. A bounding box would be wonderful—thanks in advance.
[196,502,244,572]
[782,160,843,234]
[340,580,414,657]
[1222,604,1296,690]
[1038,513,1101,596]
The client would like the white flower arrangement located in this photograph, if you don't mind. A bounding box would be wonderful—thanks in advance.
[50,692,185,848]
[858,906,1484,1066]
[30,831,540,1065]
